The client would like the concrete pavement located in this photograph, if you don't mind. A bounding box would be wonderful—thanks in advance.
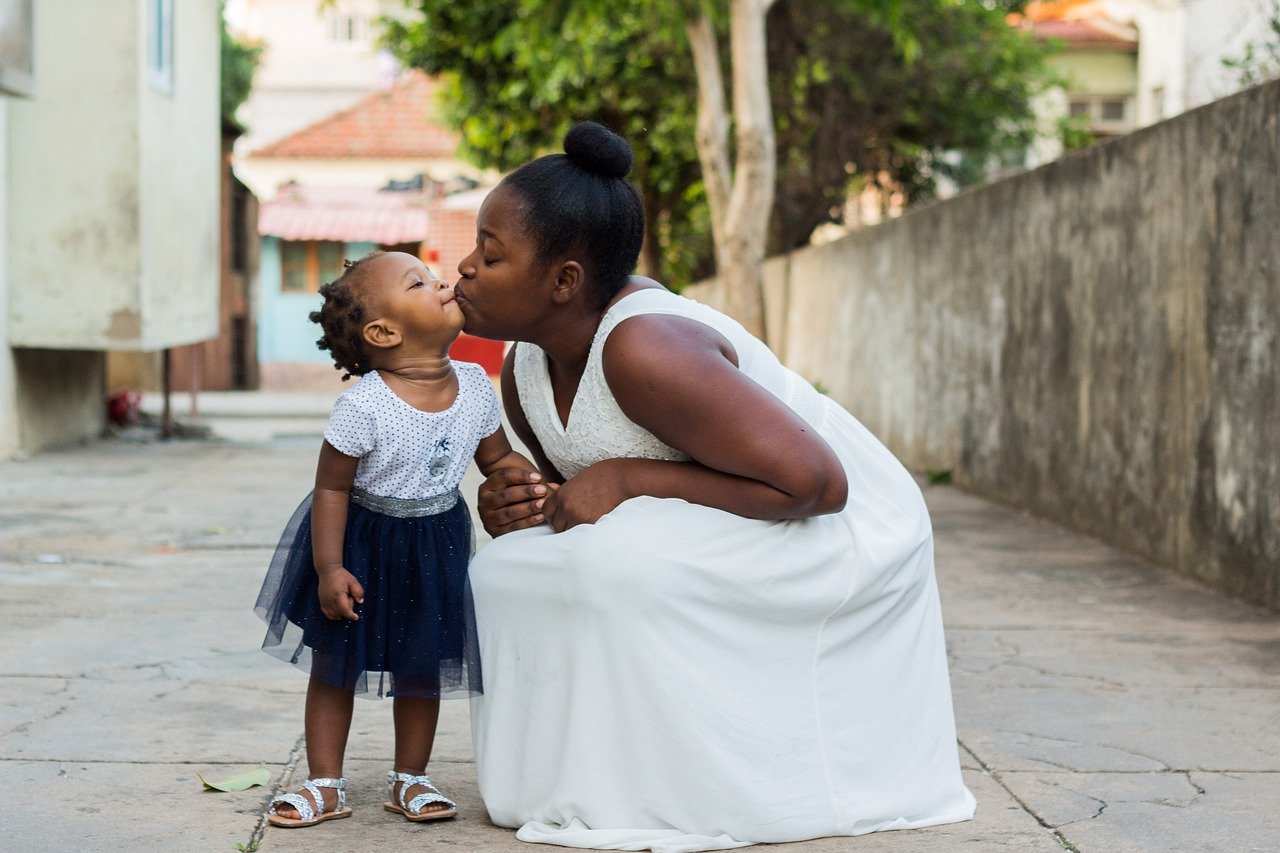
[1,414,1277,850]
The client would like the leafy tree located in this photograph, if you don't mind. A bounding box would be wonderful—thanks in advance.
[384,0,1053,318]
[766,0,1054,251]
[382,1,712,287]
[221,3,262,131]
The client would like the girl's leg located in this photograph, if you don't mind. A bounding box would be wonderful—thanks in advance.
[275,676,355,819]
[391,694,448,813]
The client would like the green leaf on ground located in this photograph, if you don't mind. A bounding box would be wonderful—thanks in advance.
[199,767,271,792]
[926,469,953,485]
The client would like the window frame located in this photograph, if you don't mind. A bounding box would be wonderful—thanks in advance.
[148,0,175,95]
[279,240,346,293]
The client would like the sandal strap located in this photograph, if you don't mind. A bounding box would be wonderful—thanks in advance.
[269,776,346,821]
[388,771,455,815]
[269,791,315,822]
[306,776,347,811]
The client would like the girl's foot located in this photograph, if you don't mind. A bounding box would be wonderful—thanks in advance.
[385,771,457,822]
[267,777,352,828]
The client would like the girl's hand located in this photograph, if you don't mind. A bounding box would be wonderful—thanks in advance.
[542,460,631,533]
[317,567,364,621]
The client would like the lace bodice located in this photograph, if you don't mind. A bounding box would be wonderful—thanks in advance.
[513,288,827,481]
[513,295,691,480]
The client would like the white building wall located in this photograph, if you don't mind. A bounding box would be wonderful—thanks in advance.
[8,0,219,351]
[1183,0,1277,108]
[139,0,221,349]
[0,100,16,458]
[7,0,142,349]
[232,0,403,151]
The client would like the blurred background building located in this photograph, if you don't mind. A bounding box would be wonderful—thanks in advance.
[2,0,220,455]
[227,0,501,391]
[1019,0,1278,166]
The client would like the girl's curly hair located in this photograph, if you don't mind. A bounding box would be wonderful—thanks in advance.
[308,251,385,380]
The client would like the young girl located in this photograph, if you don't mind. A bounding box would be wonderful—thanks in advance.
[254,250,538,828]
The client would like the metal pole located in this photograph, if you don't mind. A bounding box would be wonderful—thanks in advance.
[161,348,174,439]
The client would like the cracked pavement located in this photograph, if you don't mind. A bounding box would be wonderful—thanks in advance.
[1,432,1277,851]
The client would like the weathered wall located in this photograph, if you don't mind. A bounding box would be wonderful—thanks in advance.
[12,350,105,452]
[7,0,219,351]
[0,100,16,458]
[688,81,1280,610]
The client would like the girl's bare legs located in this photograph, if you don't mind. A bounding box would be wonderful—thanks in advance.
[391,695,448,813]
[274,676,355,819]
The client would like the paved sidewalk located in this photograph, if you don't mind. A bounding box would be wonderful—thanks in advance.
[1,429,1277,851]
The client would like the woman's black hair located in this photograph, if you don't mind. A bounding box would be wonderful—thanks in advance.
[308,251,385,380]
[500,122,644,307]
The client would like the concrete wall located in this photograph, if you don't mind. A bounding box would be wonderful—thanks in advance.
[7,0,219,351]
[0,100,15,458]
[138,0,221,351]
[687,81,1280,610]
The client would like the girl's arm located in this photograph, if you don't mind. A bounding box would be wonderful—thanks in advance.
[311,440,365,621]
[474,425,543,487]
[476,349,566,537]
[541,315,848,531]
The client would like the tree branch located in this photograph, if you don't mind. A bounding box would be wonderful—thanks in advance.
[686,13,732,265]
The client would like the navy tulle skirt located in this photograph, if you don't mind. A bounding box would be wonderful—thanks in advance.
[254,490,482,699]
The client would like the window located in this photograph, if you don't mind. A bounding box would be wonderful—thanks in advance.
[280,241,346,292]
[328,13,369,43]
[1067,94,1133,136]
[148,0,174,94]
[0,0,34,97]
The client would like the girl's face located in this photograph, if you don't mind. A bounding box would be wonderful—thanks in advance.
[454,185,557,341]
[363,252,464,346]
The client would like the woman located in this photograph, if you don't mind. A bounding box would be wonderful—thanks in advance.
[455,122,975,852]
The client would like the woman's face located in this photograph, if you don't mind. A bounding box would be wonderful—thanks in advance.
[455,185,553,341]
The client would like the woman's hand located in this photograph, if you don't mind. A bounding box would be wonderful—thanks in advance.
[478,467,554,537]
[317,567,364,621]
[542,459,632,532]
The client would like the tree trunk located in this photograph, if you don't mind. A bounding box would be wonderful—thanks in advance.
[639,193,663,279]
[686,2,777,339]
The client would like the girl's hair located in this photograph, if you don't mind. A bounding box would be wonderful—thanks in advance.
[501,122,644,307]
[308,251,385,380]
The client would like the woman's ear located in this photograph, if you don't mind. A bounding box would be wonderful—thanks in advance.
[550,261,585,305]
[363,319,402,349]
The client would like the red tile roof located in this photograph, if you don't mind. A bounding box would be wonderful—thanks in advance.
[1031,18,1137,50]
[250,71,460,160]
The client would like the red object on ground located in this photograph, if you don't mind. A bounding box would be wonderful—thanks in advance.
[107,390,143,427]
[450,334,505,375]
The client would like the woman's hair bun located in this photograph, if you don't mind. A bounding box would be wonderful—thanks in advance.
[563,121,633,179]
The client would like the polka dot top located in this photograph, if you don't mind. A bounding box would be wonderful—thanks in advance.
[324,361,502,500]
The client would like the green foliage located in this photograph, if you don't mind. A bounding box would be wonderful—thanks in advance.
[221,3,262,131]
[384,0,1053,278]
[1222,2,1280,87]
[383,0,712,288]
[766,0,1055,250]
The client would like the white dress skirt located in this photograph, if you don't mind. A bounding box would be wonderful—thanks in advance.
[469,289,975,852]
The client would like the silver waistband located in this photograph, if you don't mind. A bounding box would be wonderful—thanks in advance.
[350,487,460,518]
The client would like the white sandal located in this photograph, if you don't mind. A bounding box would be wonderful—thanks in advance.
[384,770,457,822]
[267,776,352,828]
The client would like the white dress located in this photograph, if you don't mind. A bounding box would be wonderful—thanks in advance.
[469,289,975,852]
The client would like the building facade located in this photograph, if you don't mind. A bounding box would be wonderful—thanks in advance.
[1022,0,1277,164]
[227,0,405,153]
[1,0,221,456]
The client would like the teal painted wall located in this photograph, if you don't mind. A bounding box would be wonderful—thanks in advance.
[257,237,377,363]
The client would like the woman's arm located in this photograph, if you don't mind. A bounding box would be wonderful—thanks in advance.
[540,315,848,531]
[311,441,365,620]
